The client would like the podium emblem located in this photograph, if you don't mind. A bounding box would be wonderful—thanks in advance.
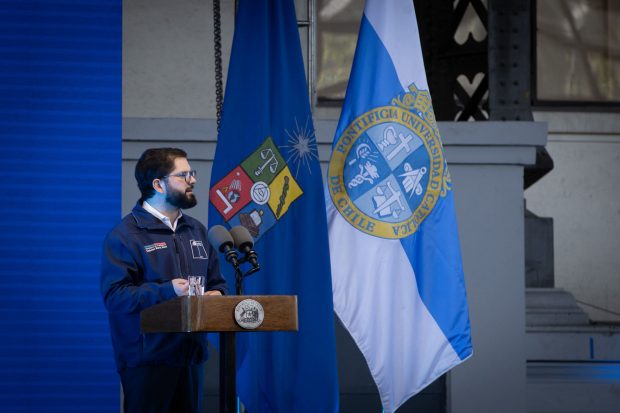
[234,299,265,329]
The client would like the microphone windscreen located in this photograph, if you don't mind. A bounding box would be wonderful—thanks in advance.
[207,225,234,252]
[230,225,254,249]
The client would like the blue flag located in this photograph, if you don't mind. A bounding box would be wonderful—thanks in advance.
[325,0,473,411]
[208,1,339,412]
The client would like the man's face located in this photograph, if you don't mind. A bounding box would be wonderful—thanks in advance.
[163,157,197,209]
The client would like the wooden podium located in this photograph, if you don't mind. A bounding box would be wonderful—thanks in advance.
[140,295,298,413]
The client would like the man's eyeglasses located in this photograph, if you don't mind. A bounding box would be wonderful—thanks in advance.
[161,170,197,183]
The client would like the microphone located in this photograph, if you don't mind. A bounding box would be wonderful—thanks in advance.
[207,225,240,270]
[229,225,260,271]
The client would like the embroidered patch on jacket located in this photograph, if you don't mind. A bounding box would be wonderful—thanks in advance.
[190,240,208,259]
[144,242,167,253]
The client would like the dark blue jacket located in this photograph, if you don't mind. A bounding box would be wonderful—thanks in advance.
[100,202,228,371]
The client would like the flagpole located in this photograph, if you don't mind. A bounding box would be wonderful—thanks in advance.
[220,258,254,412]
[219,265,244,413]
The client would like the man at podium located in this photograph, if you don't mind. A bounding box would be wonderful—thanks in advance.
[100,148,228,413]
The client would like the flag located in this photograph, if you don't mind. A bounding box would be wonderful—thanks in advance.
[208,1,339,412]
[325,0,473,411]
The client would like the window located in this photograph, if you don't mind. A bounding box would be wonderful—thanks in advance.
[315,0,364,103]
[535,0,620,104]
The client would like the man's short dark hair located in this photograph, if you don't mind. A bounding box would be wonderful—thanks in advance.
[135,148,187,201]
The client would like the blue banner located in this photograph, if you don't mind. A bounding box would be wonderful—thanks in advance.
[0,1,120,411]
[208,1,339,412]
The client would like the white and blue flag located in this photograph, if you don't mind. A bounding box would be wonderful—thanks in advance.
[325,1,473,411]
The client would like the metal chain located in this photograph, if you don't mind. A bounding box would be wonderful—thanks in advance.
[213,0,223,133]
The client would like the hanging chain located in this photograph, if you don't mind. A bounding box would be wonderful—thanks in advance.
[213,0,223,133]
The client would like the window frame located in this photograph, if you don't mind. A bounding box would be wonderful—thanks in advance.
[531,0,620,110]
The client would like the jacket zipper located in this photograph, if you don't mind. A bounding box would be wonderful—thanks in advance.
[172,234,184,278]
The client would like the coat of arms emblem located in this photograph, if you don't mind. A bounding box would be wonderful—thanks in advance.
[210,137,303,240]
[328,84,451,239]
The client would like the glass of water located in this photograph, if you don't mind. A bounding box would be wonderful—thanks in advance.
[188,275,205,296]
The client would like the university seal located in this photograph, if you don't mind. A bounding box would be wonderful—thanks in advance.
[328,84,448,239]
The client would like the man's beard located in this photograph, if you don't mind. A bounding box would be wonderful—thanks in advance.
[166,187,197,209]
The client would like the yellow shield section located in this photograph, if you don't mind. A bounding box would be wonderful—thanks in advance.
[268,166,303,220]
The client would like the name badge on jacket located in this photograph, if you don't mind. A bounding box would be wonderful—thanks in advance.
[190,240,208,259]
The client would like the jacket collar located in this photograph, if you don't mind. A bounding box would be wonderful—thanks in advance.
[131,201,188,231]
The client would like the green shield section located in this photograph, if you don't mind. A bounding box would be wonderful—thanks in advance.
[241,137,286,184]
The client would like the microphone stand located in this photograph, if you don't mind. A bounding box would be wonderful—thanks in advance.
[209,224,260,413]
[220,260,258,412]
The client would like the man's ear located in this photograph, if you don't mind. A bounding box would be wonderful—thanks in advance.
[152,178,166,195]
